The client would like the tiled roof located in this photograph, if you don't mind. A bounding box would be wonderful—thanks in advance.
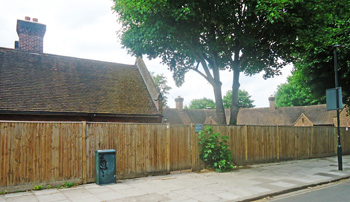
[164,105,350,127]
[163,109,230,124]
[237,105,336,126]
[0,47,159,115]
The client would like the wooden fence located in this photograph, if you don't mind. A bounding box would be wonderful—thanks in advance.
[1,121,350,190]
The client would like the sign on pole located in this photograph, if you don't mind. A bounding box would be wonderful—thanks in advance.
[326,87,343,111]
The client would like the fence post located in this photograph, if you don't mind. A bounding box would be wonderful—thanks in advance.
[82,121,87,184]
[244,125,248,161]
[166,123,171,173]
[191,123,196,171]
[276,126,280,160]
[334,127,338,155]
[310,127,313,158]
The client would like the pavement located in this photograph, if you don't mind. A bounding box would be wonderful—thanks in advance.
[1,155,350,202]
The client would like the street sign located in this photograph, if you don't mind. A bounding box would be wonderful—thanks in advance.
[326,87,343,111]
[195,124,203,133]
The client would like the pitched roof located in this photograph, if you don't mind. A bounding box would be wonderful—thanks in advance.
[0,47,159,115]
[163,104,349,127]
[237,104,336,126]
[163,108,230,124]
[294,113,313,126]
[135,58,161,110]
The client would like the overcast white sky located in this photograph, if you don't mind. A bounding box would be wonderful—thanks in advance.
[0,0,293,108]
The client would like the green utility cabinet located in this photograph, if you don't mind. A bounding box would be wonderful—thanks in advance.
[95,149,116,185]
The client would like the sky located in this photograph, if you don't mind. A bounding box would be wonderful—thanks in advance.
[0,0,293,108]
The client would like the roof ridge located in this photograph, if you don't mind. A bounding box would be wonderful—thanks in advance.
[0,47,136,68]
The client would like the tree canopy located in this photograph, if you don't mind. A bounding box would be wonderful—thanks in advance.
[280,0,350,107]
[186,89,254,109]
[223,90,255,108]
[186,98,216,109]
[113,0,339,124]
[151,72,172,108]
[275,71,323,107]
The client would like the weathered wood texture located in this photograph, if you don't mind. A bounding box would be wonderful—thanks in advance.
[85,123,167,182]
[169,124,192,171]
[1,121,350,189]
[0,122,83,187]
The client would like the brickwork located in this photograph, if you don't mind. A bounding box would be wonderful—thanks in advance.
[16,19,46,53]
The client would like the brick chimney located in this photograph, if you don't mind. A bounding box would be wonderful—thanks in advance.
[175,96,184,111]
[15,17,46,53]
[268,95,276,111]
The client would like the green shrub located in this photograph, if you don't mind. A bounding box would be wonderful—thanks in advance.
[0,190,7,195]
[34,185,43,190]
[198,126,235,172]
[63,182,76,188]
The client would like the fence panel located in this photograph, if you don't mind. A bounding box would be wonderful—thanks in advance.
[169,125,192,171]
[0,122,82,187]
[245,126,278,163]
[278,127,312,160]
[341,128,350,154]
[86,123,167,181]
[311,127,336,158]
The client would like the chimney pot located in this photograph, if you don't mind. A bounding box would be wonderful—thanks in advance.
[33,18,38,22]
[25,16,31,21]
[175,96,184,111]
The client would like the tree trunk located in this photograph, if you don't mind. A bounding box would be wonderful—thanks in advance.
[213,82,227,125]
[196,57,226,125]
[229,67,240,125]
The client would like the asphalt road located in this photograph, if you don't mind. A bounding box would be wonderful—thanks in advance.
[268,179,350,202]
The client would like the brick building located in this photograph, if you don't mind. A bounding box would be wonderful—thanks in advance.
[0,17,162,122]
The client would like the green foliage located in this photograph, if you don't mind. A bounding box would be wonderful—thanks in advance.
[290,0,350,107]
[46,185,51,189]
[34,185,43,190]
[151,72,172,108]
[223,90,255,109]
[63,182,76,188]
[187,98,216,109]
[198,126,235,172]
[113,0,324,124]
[188,90,254,109]
[57,185,62,189]
[275,71,323,107]
[0,190,7,195]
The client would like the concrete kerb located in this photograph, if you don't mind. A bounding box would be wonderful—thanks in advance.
[239,175,350,202]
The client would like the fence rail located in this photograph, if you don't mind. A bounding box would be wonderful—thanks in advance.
[1,121,349,189]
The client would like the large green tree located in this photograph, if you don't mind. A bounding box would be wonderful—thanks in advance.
[223,90,255,108]
[289,1,350,107]
[186,98,216,109]
[151,72,172,108]
[187,89,255,109]
[113,0,332,124]
[275,71,323,107]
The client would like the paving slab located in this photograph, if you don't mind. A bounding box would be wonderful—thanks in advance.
[1,155,350,202]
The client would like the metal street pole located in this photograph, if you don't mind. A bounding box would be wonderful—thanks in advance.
[333,45,342,171]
